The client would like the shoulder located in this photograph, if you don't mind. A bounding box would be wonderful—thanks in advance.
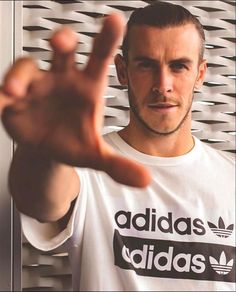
[197,138,235,167]
[103,131,117,143]
[103,131,124,153]
[216,149,235,165]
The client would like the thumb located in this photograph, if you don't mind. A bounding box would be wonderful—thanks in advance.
[104,152,151,188]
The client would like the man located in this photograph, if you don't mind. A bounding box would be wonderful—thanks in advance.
[0,1,235,291]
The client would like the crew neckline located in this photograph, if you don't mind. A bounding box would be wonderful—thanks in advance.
[106,131,202,166]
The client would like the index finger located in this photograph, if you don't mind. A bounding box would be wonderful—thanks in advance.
[84,13,125,79]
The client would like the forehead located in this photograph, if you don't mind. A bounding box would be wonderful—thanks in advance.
[127,24,201,61]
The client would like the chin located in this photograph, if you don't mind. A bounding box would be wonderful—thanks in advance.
[144,121,183,136]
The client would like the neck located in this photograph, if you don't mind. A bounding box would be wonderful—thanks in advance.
[118,120,194,157]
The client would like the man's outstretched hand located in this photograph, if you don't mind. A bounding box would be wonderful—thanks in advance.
[0,13,151,188]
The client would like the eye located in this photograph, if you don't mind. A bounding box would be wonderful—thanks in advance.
[170,62,188,72]
[137,60,154,69]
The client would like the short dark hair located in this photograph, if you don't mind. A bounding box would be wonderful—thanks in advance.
[122,1,205,62]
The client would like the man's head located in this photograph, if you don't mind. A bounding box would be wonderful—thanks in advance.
[115,1,207,138]
[122,1,205,64]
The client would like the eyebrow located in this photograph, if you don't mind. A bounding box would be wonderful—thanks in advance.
[133,56,156,63]
[133,56,193,65]
[169,58,193,65]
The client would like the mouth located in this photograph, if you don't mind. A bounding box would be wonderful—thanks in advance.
[147,102,179,113]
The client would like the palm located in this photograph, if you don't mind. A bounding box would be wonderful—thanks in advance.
[3,68,106,167]
[2,14,150,187]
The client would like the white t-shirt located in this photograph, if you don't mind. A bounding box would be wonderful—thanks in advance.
[21,132,236,291]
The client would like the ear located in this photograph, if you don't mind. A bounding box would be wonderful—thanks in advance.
[194,59,207,90]
[114,54,128,86]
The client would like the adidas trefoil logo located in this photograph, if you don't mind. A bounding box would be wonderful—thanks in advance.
[209,251,234,275]
[207,217,234,238]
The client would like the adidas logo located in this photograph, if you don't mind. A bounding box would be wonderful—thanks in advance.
[207,217,234,238]
[209,251,234,275]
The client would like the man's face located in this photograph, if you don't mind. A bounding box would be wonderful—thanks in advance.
[120,24,206,136]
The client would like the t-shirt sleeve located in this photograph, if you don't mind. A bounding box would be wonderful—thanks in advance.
[21,168,87,251]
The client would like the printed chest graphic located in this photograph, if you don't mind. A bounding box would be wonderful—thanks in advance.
[115,208,206,235]
[113,208,235,283]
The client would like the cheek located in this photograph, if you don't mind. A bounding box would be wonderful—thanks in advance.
[128,71,153,95]
[174,74,196,95]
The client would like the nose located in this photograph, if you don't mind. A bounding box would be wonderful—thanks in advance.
[152,67,173,95]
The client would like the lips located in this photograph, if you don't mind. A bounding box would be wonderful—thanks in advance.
[148,102,178,108]
[147,103,178,112]
[148,101,177,105]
